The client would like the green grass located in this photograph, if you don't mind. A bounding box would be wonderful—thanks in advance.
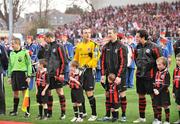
[0,56,179,124]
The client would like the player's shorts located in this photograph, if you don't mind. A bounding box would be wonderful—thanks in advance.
[136,77,154,94]
[174,88,180,105]
[81,68,95,91]
[48,76,63,90]
[153,90,171,106]
[119,78,126,92]
[11,71,28,91]
[71,87,85,103]
[36,86,49,104]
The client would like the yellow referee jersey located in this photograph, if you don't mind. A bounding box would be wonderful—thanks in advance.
[74,40,101,68]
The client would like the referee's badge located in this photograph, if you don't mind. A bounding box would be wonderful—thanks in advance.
[115,49,118,53]
[88,48,91,52]
[18,57,22,62]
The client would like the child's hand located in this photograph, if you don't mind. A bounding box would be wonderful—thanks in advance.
[153,89,159,95]
[172,93,175,98]
[26,77,30,85]
[69,77,75,81]
[41,90,45,96]
[59,75,64,81]
[101,76,105,83]
[55,75,64,81]
[8,78,11,85]
[105,91,109,97]
[115,77,121,85]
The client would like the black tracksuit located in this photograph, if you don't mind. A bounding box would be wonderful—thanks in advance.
[101,40,127,91]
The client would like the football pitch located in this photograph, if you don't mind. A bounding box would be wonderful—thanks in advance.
[0,57,178,124]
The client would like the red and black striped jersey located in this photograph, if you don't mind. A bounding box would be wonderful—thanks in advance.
[36,70,48,87]
[154,68,170,92]
[109,83,119,104]
[173,67,180,93]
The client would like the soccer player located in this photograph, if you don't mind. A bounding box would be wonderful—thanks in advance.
[45,32,67,120]
[101,27,128,122]
[74,27,100,121]
[133,29,162,123]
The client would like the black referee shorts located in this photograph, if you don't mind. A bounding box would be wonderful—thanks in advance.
[11,71,28,91]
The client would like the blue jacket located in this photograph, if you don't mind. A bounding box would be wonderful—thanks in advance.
[63,41,74,62]
[25,43,39,63]
[162,47,169,58]
[63,41,74,73]
[157,38,173,56]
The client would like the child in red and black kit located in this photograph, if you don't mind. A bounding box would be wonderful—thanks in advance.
[153,57,171,124]
[69,61,84,122]
[101,73,120,122]
[173,53,180,124]
[35,59,49,120]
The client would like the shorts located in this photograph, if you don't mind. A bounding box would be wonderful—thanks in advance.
[153,90,171,106]
[118,78,126,92]
[11,71,28,91]
[136,77,154,94]
[48,76,63,90]
[81,68,95,91]
[71,88,85,103]
[174,88,180,105]
[36,86,49,104]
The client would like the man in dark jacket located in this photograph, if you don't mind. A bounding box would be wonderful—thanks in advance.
[133,29,162,123]
[0,44,8,115]
[45,32,67,120]
[101,27,128,122]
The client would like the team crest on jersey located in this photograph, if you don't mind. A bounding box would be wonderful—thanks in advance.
[87,48,91,52]
[146,49,150,53]
[161,74,165,79]
[53,48,56,53]
[115,49,118,53]
[75,76,79,80]
[18,57,22,62]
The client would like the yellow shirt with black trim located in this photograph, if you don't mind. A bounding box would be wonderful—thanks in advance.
[74,40,101,68]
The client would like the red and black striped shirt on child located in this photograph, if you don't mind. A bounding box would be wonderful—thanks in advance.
[69,74,81,89]
[173,67,180,92]
[36,70,48,87]
[154,69,168,89]
[109,83,119,104]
